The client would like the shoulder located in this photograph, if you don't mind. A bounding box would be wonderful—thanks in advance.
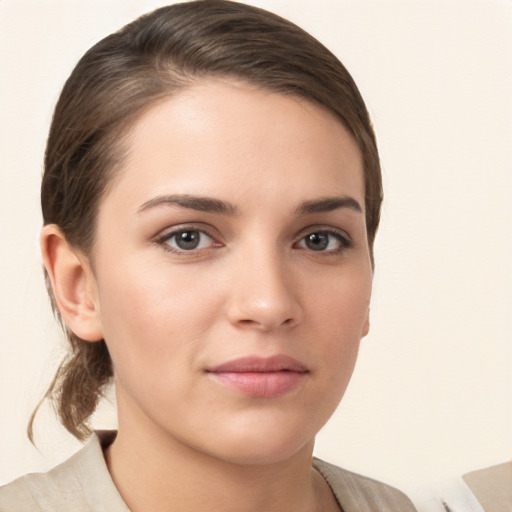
[0,454,84,512]
[0,431,128,512]
[0,476,42,511]
[313,458,417,512]
[463,460,512,511]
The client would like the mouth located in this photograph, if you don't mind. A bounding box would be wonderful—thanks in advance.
[206,355,308,398]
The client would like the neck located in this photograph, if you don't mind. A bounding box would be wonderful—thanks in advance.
[105,409,338,512]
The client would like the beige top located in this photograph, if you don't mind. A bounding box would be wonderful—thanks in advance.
[0,431,416,511]
[463,461,512,512]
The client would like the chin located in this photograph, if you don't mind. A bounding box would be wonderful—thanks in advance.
[196,415,320,467]
[214,436,314,467]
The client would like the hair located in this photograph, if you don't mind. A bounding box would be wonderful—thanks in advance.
[32,0,382,441]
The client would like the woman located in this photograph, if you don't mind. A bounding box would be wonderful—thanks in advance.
[0,1,416,510]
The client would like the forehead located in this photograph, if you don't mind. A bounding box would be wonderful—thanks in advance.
[104,79,365,213]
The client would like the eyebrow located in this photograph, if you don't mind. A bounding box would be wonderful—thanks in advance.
[296,196,363,215]
[137,194,238,215]
[138,194,362,217]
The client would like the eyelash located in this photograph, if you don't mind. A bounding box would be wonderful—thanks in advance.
[154,226,352,256]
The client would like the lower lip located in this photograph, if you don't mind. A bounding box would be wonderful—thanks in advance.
[208,371,306,398]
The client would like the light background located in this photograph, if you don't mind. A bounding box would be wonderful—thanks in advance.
[0,0,510,510]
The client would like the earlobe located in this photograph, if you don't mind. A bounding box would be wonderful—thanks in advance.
[362,309,370,338]
[41,225,103,342]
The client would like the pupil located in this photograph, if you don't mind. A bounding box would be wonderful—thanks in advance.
[176,231,199,250]
[306,233,328,251]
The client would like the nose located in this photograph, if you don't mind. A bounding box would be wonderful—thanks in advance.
[226,249,303,332]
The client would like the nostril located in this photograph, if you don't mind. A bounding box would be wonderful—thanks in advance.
[236,316,295,330]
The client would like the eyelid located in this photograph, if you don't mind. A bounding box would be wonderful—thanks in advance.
[295,224,352,242]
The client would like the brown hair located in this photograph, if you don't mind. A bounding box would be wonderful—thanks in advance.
[33,0,382,441]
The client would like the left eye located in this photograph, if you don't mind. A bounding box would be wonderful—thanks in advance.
[162,229,214,252]
[297,231,350,252]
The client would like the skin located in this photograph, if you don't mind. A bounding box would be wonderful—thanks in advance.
[42,79,373,512]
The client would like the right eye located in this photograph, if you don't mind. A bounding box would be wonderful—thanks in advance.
[158,228,217,253]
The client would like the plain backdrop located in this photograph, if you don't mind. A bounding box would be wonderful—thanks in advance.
[0,0,511,510]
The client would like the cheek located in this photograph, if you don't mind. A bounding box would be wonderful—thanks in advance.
[307,268,371,337]
[95,260,225,381]
[305,268,371,379]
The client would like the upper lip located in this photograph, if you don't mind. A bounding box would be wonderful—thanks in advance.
[207,355,308,373]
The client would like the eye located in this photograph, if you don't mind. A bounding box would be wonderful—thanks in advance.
[296,230,351,253]
[158,228,217,253]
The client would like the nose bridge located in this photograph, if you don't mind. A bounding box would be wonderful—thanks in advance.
[227,236,302,330]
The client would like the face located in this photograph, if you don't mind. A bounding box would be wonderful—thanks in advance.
[89,80,372,465]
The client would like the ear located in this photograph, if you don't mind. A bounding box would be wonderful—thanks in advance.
[361,308,370,338]
[41,224,103,342]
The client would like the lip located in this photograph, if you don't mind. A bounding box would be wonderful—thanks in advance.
[206,355,308,398]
